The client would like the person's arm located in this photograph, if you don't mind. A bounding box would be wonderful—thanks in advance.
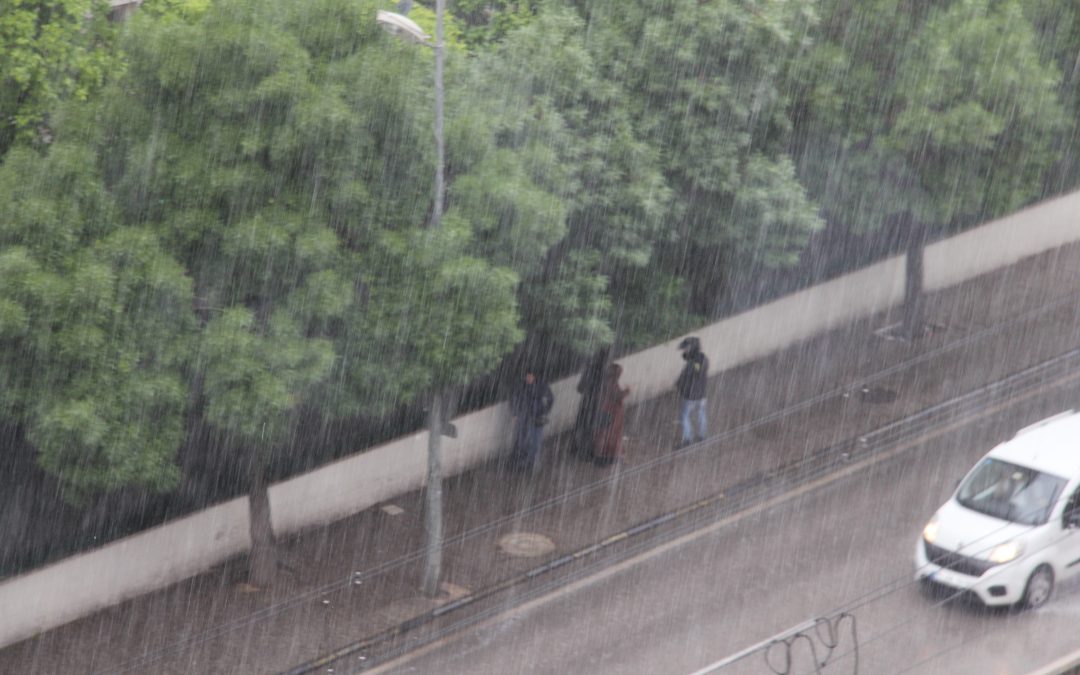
[676,364,689,395]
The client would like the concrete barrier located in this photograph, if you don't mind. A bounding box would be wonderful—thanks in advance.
[2,189,1079,649]
[0,498,250,649]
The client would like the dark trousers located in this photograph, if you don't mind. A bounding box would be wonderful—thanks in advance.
[514,419,544,470]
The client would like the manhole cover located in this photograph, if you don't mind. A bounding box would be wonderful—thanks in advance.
[498,532,555,558]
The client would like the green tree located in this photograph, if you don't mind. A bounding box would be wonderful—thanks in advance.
[0,0,120,155]
[0,144,193,504]
[792,0,1066,336]
[90,0,389,585]
[463,7,666,357]
[571,0,824,322]
[68,0,552,585]
[449,0,540,50]
[1016,0,1080,194]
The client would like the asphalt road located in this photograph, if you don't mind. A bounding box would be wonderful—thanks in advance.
[364,381,1080,675]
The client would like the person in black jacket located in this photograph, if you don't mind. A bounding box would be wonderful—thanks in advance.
[510,369,555,473]
[675,336,709,448]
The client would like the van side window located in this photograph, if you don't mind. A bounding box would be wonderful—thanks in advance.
[1065,488,1080,528]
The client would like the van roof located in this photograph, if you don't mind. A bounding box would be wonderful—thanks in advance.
[988,410,1080,479]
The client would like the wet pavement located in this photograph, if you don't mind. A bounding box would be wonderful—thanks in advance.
[4,242,1080,674]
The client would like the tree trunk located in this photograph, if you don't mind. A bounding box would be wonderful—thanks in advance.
[902,219,927,340]
[247,448,277,587]
[421,389,444,597]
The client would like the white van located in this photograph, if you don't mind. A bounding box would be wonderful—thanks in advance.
[914,410,1080,609]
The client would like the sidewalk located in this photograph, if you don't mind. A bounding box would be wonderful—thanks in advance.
[4,242,1080,674]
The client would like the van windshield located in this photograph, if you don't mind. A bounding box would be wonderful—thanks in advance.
[956,458,1066,526]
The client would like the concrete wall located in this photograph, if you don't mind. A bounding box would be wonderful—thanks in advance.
[927,194,1080,292]
[0,499,250,649]
[2,190,1080,649]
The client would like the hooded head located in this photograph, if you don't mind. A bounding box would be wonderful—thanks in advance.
[678,336,700,357]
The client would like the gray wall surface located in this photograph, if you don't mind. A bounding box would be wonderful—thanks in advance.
[2,190,1079,649]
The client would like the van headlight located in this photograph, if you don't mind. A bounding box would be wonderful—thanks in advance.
[922,517,939,544]
[988,541,1023,564]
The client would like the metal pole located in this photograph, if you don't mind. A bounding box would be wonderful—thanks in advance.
[431,0,445,232]
[422,389,444,595]
[421,0,447,597]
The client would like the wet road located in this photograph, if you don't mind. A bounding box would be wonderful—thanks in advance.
[367,384,1080,675]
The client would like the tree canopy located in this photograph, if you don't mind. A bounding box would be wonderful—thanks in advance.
[0,0,120,155]
[1,0,1078,551]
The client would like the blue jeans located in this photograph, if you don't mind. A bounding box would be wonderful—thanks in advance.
[514,419,544,469]
[680,398,707,443]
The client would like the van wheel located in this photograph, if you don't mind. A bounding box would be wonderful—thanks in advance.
[1021,565,1054,610]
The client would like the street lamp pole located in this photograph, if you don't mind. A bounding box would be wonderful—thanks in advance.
[420,0,447,598]
[376,0,447,598]
[431,0,445,232]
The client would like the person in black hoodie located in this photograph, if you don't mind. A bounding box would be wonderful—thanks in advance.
[510,368,555,473]
[675,336,709,448]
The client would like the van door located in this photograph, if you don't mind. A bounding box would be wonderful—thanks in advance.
[1058,487,1080,580]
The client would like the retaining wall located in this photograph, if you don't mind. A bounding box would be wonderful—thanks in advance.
[2,190,1079,649]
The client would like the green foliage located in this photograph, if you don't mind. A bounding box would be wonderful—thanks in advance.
[612,266,700,354]
[604,0,823,245]
[1019,0,1080,192]
[88,0,377,450]
[520,249,612,351]
[464,7,669,352]
[0,144,113,257]
[451,147,568,273]
[449,0,540,50]
[889,0,1066,222]
[0,0,120,155]
[727,155,823,267]
[200,308,334,446]
[0,146,193,501]
[564,0,822,320]
[794,0,1066,232]
[399,3,467,51]
[8,0,1079,512]
[331,220,523,417]
[82,0,541,447]
[137,0,212,22]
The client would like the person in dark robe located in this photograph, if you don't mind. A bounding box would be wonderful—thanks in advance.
[592,363,629,467]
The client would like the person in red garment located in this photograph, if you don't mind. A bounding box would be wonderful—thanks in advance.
[592,363,630,467]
